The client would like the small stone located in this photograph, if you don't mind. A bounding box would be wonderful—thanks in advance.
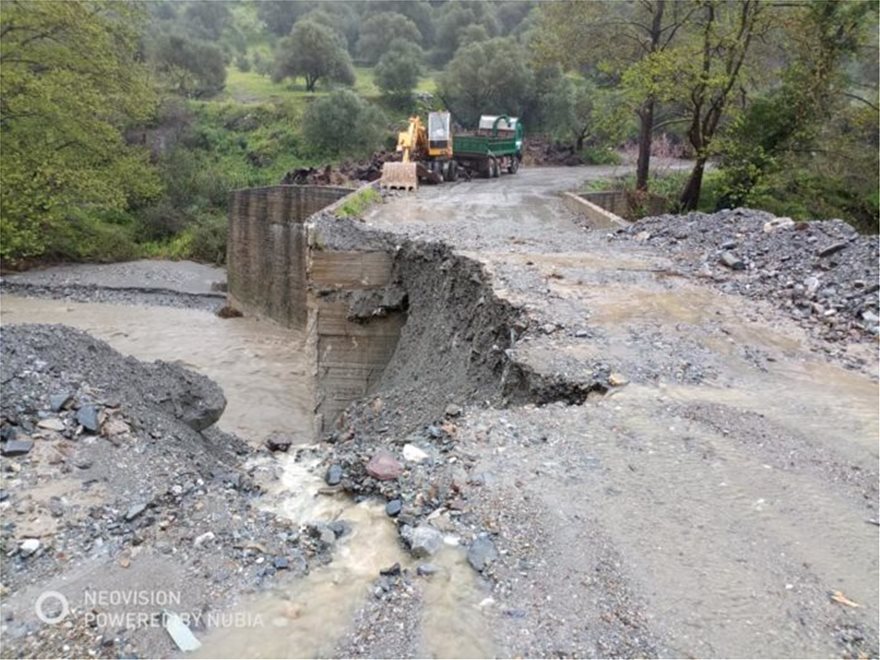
[265,434,293,453]
[720,239,738,250]
[0,426,16,442]
[379,562,401,576]
[763,217,794,233]
[608,373,629,387]
[194,531,215,547]
[427,425,443,439]
[327,521,350,538]
[1,438,33,457]
[366,451,403,481]
[444,404,462,418]
[862,311,880,324]
[467,534,499,572]
[325,464,343,486]
[77,405,100,433]
[124,502,148,522]
[19,538,40,557]
[48,497,65,518]
[37,418,65,432]
[417,563,439,577]
[273,557,289,570]
[817,241,847,258]
[403,444,430,464]
[719,252,745,271]
[49,393,72,412]
[406,524,443,558]
[102,418,130,437]
[385,499,402,517]
[541,323,557,335]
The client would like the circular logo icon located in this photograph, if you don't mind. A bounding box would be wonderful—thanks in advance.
[34,591,69,625]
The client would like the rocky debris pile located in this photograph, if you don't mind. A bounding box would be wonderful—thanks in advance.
[521,137,585,167]
[281,151,397,187]
[613,209,880,344]
[320,398,501,577]
[0,325,319,658]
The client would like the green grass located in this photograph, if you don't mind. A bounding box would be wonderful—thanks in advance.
[224,66,439,105]
[335,186,381,218]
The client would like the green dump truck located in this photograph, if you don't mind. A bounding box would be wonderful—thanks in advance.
[453,114,524,178]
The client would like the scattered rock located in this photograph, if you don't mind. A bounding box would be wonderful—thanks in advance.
[327,520,350,538]
[36,418,65,432]
[273,556,289,570]
[19,538,40,557]
[719,252,745,271]
[77,405,100,433]
[325,464,343,486]
[194,531,215,547]
[405,524,443,558]
[608,373,629,387]
[417,563,439,577]
[1,438,34,457]
[379,562,401,576]
[49,393,72,412]
[763,217,794,233]
[467,534,499,572]
[124,502,148,522]
[402,443,430,464]
[444,404,463,418]
[265,434,293,453]
[385,499,402,517]
[366,451,403,481]
[817,242,847,258]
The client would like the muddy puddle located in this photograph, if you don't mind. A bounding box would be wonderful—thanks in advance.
[195,453,494,659]
[0,295,311,443]
[1,294,492,657]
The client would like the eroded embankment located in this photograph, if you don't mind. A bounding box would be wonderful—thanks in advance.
[309,214,609,435]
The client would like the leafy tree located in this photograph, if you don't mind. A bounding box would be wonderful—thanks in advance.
[438,37,533,127]
[356,12,422,65]
[273,20,355,92]
[532,0,697,191]
[458,24,490,47]
[375,39,425,102]
[301,90,386,157]
[365,1,435,47]
[299,6,359,52]
[149,32,227,98]
[433,2,499,65]
[183,1,231,41]
[0,0,160,260]
[256,1,314,38]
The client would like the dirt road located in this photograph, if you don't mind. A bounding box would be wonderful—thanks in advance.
[348,167,879,657]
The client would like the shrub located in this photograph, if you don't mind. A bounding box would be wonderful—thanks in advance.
[301,90,387,158]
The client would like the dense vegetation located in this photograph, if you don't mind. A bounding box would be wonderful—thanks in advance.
[1,0,876,265]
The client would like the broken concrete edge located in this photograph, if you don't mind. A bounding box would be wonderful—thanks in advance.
[561,191,627,229]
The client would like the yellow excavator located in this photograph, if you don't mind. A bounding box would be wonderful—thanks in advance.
[380,111,458,190]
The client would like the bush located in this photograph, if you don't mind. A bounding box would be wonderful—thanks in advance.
[44,211,141,263]
[336,187,381,218]
[301,90,387,158]
[234,53,251,72]
[374,39,424,102]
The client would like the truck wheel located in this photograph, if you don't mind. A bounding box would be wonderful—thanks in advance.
[446,160,458,182]
[507,157,519,174]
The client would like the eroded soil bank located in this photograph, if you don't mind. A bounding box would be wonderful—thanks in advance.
[1,166,877,658]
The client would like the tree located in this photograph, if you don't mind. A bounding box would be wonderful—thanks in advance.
[364,1,436,47]
[301,90,386,157]
[183,1,231,41]
[375,39,425,102]
[0,0,160,260]
[432,2,499,65]
[299,6,359,52]
[149,32,227,98]
[356,12,422,65]
[438,37,533,127]
[256,1,314,38]
[532,1,697,191]
[273,20,355,92]
[716,0,874,208]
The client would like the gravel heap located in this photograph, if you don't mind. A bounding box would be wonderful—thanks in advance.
[612,209,879,343]
[0,325,321,658]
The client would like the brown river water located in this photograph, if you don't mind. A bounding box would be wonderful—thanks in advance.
[1,294,492,658]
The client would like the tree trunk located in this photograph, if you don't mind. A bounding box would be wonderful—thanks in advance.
[679,156,707,211]
[635,98,655,191]
[306,75,316,92]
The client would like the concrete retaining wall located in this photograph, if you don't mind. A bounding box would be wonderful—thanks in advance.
[227,184,404,434]
[227,185,351,329]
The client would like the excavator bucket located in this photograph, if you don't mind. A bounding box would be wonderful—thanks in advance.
[379,162,418,191]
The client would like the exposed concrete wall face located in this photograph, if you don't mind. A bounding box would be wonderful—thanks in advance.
[309,249,403,432]
[227,184,405,433]
[227,185,350,329]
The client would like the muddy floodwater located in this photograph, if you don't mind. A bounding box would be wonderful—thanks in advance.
[0,293,493,658]
[1,295,311,443]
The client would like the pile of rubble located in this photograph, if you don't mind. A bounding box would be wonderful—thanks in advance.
[613,209,880,344]
[281,151,398,187]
